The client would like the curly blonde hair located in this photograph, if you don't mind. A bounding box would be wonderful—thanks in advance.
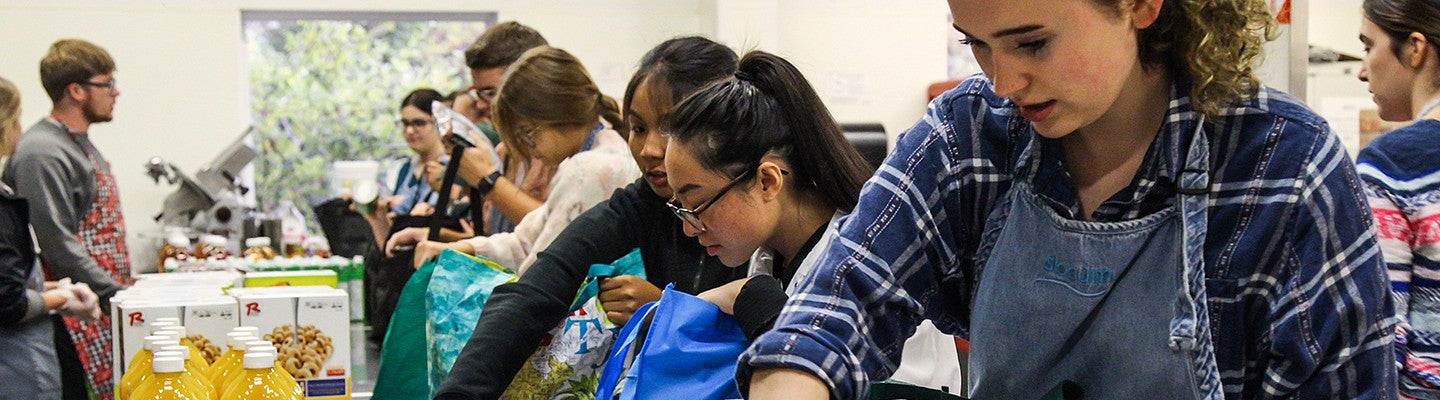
[1099,0,1278,117]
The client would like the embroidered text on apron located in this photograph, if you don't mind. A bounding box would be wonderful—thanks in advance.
[967,119,1221,400]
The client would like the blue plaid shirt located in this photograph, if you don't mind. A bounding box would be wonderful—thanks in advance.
[738,76,1398,399]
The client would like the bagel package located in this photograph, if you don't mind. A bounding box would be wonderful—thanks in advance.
[236,287,351,398]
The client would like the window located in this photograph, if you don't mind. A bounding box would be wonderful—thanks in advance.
[243,11,494,229]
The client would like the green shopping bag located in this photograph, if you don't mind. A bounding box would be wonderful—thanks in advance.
[372,259,437,400]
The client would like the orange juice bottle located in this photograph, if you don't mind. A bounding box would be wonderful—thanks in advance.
[219,340,273,393]
[210,329,259,382]
[212,335,260,391]
[131,355,203,400]
[154,326,210,374]
[220,352,300,400]
[245,345,304,398]
[119,335,176,400]
[160,345,216,398]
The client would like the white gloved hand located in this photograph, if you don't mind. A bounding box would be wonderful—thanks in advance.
[69,282,102,320]
[53,279,101,321]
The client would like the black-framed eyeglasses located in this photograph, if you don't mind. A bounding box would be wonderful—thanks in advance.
[467,87,498,102]
[667,168,755,233]
[79,79,118,93]
[398,118,434,129]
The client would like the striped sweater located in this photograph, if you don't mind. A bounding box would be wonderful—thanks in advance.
[1358,119,1440,398]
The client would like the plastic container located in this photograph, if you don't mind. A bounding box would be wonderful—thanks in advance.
[197,235,233,260]
[158,235,192,273]
[244,237,278,261]
[243,345,304,399]
[220,352,300,400]
[305,237,332,258]
[160,345,217,398]
[131,356,203,400]
[211,334,260,391]
[119,335,178,400]
[153,326,210,373]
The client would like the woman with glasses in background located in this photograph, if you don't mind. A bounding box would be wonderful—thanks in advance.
[387,46,638,273]
[354,89,450,250]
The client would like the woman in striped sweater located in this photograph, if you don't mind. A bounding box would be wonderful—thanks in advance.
[1356,0,1440,397]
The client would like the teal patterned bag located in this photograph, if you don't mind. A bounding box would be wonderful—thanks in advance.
[425,248,518,393]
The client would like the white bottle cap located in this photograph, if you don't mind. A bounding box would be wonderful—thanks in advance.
[246,237,272,248]
[227,333,260,349]
[242,340,274,351]
[143,336,175,351]
[154,326,187,338]
[148,321,177,334]
[160,345,191,361]
[152,356,186,373]
[231,326,259,334]
[200,234,226,247]
[246,345,277,355]
[243,352,276,369]
[166,235,190,248]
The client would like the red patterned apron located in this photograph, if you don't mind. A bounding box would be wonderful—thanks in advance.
[52,130,133,400]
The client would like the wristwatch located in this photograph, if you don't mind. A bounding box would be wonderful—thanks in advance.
[473,170,503,197]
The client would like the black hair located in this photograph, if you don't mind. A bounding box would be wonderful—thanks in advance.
[1365,0,1440,62]
[622,36,739,128]
[399,88,444,115]
[667,51,872,213]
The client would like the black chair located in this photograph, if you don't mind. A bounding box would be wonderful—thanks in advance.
[311,197,374,259]
[842,122,888,173]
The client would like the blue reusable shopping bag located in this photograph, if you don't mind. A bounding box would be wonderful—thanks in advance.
[594,284,749,400]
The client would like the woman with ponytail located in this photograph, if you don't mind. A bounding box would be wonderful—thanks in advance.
[740,0,1396,399]
[387,46,639,272]
[432,37,749,399]
[663,50,964,391]
[1354,0,1440,396]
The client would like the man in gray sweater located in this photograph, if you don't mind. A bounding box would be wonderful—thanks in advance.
[1,38,131,400]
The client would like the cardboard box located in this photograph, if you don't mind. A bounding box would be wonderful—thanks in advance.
[113,300,183,373]
[243,270,337,288]
[293,290,350,399]
[234,292,298,361]
[181,297,239,364]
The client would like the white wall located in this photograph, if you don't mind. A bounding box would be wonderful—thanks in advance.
[0,0,952,272]
[1310,0,1363,57]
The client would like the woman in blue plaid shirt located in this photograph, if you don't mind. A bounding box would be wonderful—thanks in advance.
[737,0,1398,399]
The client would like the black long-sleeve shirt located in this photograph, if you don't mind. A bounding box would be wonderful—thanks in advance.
[434,179,746,399]
[1,183,46,326]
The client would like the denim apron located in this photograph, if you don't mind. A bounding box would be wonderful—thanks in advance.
[967,120,1222,400]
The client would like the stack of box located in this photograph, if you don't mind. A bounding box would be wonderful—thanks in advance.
[111,269,352,399]
[233,286,351,399]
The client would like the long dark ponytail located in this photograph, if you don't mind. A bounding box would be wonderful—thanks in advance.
[667,51,871,213]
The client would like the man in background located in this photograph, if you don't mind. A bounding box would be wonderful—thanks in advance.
[2,38,132,400]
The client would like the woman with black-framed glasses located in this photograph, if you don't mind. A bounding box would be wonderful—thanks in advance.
[663,50,965,392]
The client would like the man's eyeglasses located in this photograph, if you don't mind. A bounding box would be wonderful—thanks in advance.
[398,118,434,129]
[79,79,118,93]
[467,87,498,102]
[667,168,758,233]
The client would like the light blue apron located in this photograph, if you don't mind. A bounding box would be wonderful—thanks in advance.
[968,120,1222,400]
